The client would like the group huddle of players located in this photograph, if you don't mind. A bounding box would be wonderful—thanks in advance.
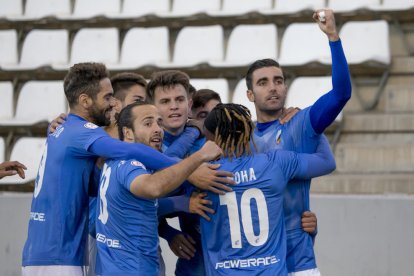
[21,10,352,276]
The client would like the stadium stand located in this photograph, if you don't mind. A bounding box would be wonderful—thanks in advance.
[328,0,380,12]
[0,30,18,67]
[190,78,230,103]
[211,24,278,67]
[68,28,119,66]
[111,27,170,69]
[231,79,257,122]
[0,81,66,127]
[4,29,69,69]
[24,0,71,19]
[0,1,413,275]
[0,82,13,121]
[278,23,330,65]
[167,25,224,67]
[0,137,45,185]
[120,0,170,17]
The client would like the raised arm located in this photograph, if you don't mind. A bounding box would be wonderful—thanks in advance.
[310,9,352,134]
[291,135,336,179]
[164,126,200,158]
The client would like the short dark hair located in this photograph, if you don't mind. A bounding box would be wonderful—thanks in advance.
[111,72,147,102]
[245,59,282,90]
[192,89,222,110]
[63,62,109,108]
[117,102,151,141]
[146,70,190,103]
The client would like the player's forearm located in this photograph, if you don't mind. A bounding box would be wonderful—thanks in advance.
[309,40,352,134]
[158,195,190,217]
[132,151,207,198]
[158,217,182,242]
[164,127,200,158]
[297,136,336,179]
[90,136,177,170]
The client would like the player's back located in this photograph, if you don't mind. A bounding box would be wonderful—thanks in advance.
[22,114,107,266]
[95,159,159,276]
[200,150,300,276]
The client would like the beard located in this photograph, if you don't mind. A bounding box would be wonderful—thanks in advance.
[90,105,111,126]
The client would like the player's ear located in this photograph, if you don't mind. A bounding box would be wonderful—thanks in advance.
[78,93,93,109]
[123,127,134,142]
[246,89,255,103]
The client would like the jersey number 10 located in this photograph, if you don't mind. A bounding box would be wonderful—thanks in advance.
[219,188,269,249]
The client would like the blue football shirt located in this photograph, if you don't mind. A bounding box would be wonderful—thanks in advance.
[95,159,159,276]
[22,114,108,266]
[201,149,310,276]
[253,107,321,271]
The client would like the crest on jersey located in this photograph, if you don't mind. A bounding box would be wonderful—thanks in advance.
[84,122,98,129]
[131,160,146,169]
[275,129,282,144]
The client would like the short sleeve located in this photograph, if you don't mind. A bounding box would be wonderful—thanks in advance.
[116,160,150,191]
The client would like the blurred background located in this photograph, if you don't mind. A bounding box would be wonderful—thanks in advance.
[0,0,414,275]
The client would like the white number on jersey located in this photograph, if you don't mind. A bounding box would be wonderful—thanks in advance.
[98,163,111,224]
[34,142,48,198]
[219,188,269,248]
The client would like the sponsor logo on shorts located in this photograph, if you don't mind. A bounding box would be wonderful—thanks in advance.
[215,255,279,269]
[30,212,46,222]
[96,233,121,248]
[84,122,98,129]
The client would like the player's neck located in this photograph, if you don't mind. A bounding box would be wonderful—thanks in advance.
[256,109,284,123]
[104,123,119,139]
[69,108,97,125]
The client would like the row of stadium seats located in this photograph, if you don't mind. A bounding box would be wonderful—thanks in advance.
[0,77,339,127]
[0,21,390,70]
[0,74,342,186]
[1,0,413,19]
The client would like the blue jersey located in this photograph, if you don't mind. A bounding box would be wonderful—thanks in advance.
[162,131,206,276]
[200,150,309,276]
[22,114,108,266]
[95,159,159,276]
[253,107,320,271]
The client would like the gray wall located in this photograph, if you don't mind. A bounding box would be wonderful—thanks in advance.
[1,193,413,276]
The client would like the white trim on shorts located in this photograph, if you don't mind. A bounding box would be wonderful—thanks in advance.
[288,268,321,276]
[22,265,84,276]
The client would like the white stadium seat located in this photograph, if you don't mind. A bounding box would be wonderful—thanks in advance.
[4,30,68,70]
[286,76,342,121]
[0,138,46,185]
[0,81,67,126]
[171,0,220,16]
[339,20,390,65]
[170,25,223,67]
[216,0,272,15]
[231,79,257,122]
[0,30,18,67]
[212,24,278,67]
[111,27,169,69]
[70,28,119,65]
[190,79,229,103]
[73,0,120,18]
[0,0,22,17]
[278,23,330,66]
[377,0,414,10]
[0,82,14,120]
[0,137,4,163]
[328,0,379,12]
[121,0,170,17]
[271,0,325,13]
[24,0,71,18]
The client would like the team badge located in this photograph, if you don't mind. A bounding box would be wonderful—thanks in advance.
[131,160,146,169]
[275,129,282,145]
[84,122,98,129]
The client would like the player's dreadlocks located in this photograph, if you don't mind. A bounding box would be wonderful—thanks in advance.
[204,103,256,159]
